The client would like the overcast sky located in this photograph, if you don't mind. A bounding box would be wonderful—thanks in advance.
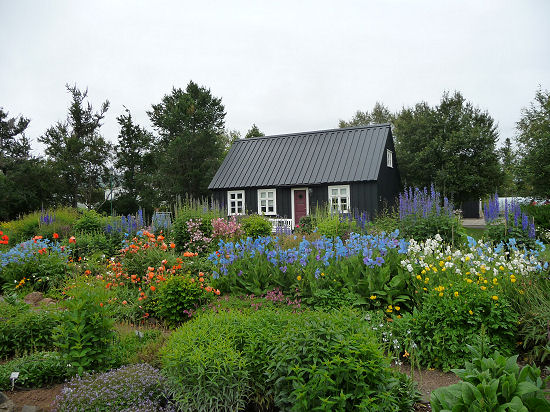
[1,0,548,155]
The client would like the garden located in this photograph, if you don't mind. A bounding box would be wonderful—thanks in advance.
[1,188,550,411]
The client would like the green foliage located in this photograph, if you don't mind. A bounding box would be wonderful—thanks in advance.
[240,214,272,238]
[516,87,550,197]
[316,214,357,238]
[398,284,518,371]
[523,203,550,230]
[72,231,122,258]
[245,123,265,138]
[0,351,70,390]
[109,326,168,369]
[297,215,316,234]
[394,91,501,203]
[339,102,393,127]
[148,81,226,200]
[162,309,418,412]
[73,209,103,233]
[431,345,550,411]
[485,221,537,250]
[54,277,116,374]
[155,275,212,326]
[399,213,463,244]
[38,84,111,208]
[0,301,59,359]
[172,202,220,252]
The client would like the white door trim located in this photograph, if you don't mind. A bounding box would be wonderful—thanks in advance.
[291,187,309,228]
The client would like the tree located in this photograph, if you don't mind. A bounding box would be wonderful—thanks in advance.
[0,108,31,175]
[496,138,518,196]
[339,102,393,128]
[245,123,264,139]
[516,88,550,198]
[148,81,226,200]
[113,108,157,213]
[38,85,111,208]
[393,91,501,203]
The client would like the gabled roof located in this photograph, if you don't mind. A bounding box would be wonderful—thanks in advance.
[208,124,392,189]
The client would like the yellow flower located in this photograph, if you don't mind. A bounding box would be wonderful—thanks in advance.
[423,287,427,291]
[519,289,524,295]
[424,277,430,283]
[499,265,504,271]
[321,272,325,276]
[493,277,498,285]
[510,277,516,283]
[492,295,498,301]
[421,269,426,275]
[465,271,471,275]
[481,286,487,291]
[454,291,459,297]
[297,275,302,281]
[388,305,393,309]
[439,261,444,267]
[370,295,377,300]
[469,310,473,315]
[425,266,430,271]
[465,256,470,261]
[447,256,452,261]
[439,292,444,297]
[416,275,422,280]
[442,267,446,272]
[386,308,393,313]
[466,278,473,284]
[395,306,400,311]
[433,267,438,273]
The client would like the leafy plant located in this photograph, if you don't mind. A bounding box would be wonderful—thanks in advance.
[155,274,214,326]
[0,301,59,359]
[0,352,70,390]
[54,277,116,374]
[240,214,272,238]
[73,209,104,233]
[431,346,550,411]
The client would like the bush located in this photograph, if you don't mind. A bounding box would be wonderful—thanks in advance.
[431,344,550,411]
[162,308,418,412]
[240,214,272,238]
[0,352,70,390]
[155,275,214,326]
[54,277,116,374]
[523,203,550,230]
[398,186,462,243]
[0,238,70,292]
[71,231,123,259]
[0,301,59,359]
[316,214,357,238]
[53,364,175,412]
[73,209,103,233]
[297,215,316,234]
[172,203,221,252]
[396,283,518,371]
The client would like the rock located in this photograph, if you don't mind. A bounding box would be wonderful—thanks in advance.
[0,392,15,412]
[21,406,41,412]
[23,292,44,306]
[38,298,56,306]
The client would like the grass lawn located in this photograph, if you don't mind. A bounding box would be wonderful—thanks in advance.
[463,227,486,240]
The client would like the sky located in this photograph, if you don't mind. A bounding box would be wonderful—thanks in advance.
[1,0,549,156]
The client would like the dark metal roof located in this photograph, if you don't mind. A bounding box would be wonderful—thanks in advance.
[209,124,391,189]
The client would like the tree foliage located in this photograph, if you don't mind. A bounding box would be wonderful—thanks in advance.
[38,85,111,208]
[0,108,31,175]
[496,138,518,197]
[113,108,157,214]
[148,81,226,200]
[516,88,550,198]
[245,123,264,139]
[394,92,501,203]
[338,102,393,128]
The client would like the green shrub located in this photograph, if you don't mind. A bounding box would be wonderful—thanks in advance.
[0,301,59,359]
[155,275,213,326]
[240,214,272,238]
[54,277,116,374]
[172,203,221,252]
[316,214,357,238]
[297,215,316,234]
[73,209,104,233]
[162,308,418,412]
[523,203,550,230]
[396,283,518,371]
[0,238,70,292]
[431,344,550,411]
[72,231,123,259]
[0,351,70,390]
[109,326,168,369]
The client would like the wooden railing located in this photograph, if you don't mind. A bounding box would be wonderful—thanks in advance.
[268,218,293,234]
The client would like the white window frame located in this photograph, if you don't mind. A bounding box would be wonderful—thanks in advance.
[387,149,393,168]
[257,188,277,216]
[227,190,245,216]
[328,185,350,214]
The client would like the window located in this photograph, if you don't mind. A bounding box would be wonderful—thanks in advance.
[387,149,393,168]
[328,185,350,213]
[257,188,277,215]
[228,190,245,215]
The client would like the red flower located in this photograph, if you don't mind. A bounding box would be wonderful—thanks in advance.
[69,236,76,244]
[53,233,59,239]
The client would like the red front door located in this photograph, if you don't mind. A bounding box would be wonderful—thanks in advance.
[294,189,307,227]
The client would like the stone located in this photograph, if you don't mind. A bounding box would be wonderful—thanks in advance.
[37,298,56,306]
[21,406,40,412]
[23,292,44,306]
[0,392,15,412]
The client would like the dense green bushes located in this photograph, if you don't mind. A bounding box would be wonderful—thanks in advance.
[162,308,419,411]
[523,203,550,230]
[0,301,59,359]
[0,351,70,390]
[240,213,272,238]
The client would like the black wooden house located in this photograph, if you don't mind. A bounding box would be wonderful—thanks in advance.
[208,124,401,229]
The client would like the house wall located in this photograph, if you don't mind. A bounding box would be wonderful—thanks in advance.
[376,130,402,215]
[350,182,378,217]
